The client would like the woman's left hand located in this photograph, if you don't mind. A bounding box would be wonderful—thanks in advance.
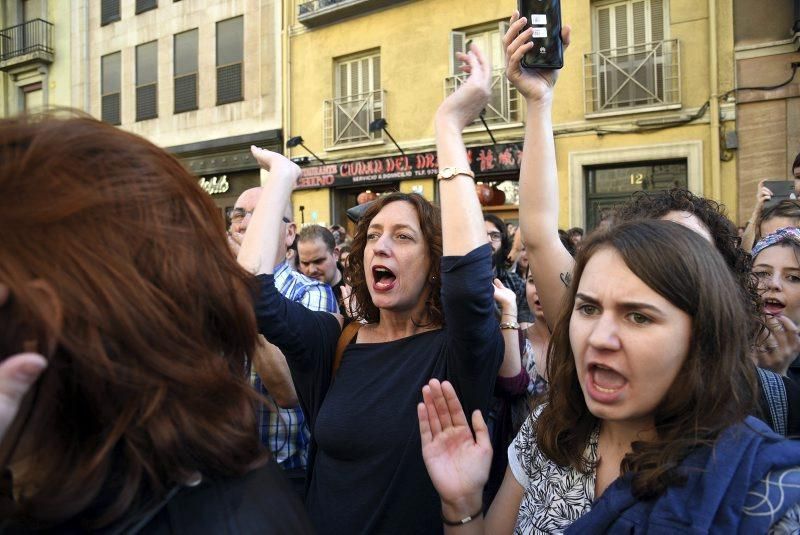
[492,278,517,316]
[434,43,493,132]
[755,315,800,376]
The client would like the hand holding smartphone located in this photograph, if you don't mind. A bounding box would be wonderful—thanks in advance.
[763,180,797,210]
[518,0,563,69]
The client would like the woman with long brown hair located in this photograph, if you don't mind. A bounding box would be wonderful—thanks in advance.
[418,220,800,533]
[237,44,504,534]
[0,114,311,532]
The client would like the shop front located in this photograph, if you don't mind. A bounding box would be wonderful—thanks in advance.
[167,129,283,226]
[294,141,525,234]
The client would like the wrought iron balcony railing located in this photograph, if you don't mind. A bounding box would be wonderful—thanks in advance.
[324,89,385,149]
[445,68,520,125]
[583,39,680,116]
[0,19,54,68]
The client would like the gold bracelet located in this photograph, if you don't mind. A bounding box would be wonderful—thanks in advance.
[437,167,475,181]
[499,321,520,330]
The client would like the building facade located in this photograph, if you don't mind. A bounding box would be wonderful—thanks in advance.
[0,0,77,116]
[285,0,738,232]
[733,0,800,224]
[71,0,283,220]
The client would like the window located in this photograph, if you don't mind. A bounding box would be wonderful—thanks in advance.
[101,0,120,25]
[585,0,678,113]
[325,52,382,147]
[174,29,198,113]
[448,22,518,125]
[101,52,121,125]
[135,0,157,14]
[136,41,158,121]
[595,0,665,51]
[216,16,244,105]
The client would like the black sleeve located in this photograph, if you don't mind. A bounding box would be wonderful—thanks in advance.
[441,244,504,416]
[253,274,341,424]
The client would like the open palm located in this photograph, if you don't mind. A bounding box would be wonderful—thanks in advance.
[418,379,492,504]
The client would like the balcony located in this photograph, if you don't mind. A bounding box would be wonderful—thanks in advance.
[324,89,385,149]
[298,0,407,27]
[0,19,54,72]
[583,39,680,117]
[445,68,520,126]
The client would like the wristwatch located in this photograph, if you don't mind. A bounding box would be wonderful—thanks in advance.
[437,167,475,181]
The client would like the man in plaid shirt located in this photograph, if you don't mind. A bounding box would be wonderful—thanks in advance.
[231,188,338,498]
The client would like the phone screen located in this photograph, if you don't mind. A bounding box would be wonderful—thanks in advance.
[518,0,563,69]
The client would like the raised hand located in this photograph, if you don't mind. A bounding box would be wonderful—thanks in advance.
[418,379,492,508]
[756,315,800,376]
[435,43,493,133]
[503,11,571,103]
[250,145,301,188]
[493,278,518,325]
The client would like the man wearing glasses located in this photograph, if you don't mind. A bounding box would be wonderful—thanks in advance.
[230,187,338,499]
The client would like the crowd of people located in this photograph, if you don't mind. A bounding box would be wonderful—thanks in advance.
[1,9,800,534]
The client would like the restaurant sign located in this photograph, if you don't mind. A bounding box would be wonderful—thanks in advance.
[296,142,524,190]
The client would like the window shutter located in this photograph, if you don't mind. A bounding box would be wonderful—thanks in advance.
[372,55,381,91]
[632,1,646,44]
[360,58,370,94]
[350,60,359,96]
[614,4,629,50]
[650,0,665,42]
[337,63,347,98]
[597,7,611,51]
[450,31,466,74]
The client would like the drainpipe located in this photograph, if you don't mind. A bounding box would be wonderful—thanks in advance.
[83,0,89,112]
[282,0,291,159]
[708,0,721,200]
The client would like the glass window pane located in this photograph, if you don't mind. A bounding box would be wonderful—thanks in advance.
[102,52,121,94]
[136,41,158,85]
[175,29,198,75]
[216,16,243,66]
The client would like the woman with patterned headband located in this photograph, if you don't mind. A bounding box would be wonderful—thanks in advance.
[752,227,800,385]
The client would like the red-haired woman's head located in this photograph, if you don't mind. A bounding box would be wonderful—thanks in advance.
[0,113,264,528]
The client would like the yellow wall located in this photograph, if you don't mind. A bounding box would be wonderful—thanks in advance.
[291,188,331,227]
[286,0,738,226]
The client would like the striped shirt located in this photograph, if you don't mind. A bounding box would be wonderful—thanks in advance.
[254,261,337,470]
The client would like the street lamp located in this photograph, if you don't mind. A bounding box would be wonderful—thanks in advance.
[368,118,406,158]
[286,136,326,165]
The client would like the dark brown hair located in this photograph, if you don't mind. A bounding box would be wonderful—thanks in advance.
[537,220,757,499]
[615,188,762,343]
[346,192,443,326]
[0,114,265,528]
[757,200,800,242]
[298,224,337,253]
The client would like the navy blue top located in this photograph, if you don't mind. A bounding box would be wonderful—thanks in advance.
[254,244,503,534]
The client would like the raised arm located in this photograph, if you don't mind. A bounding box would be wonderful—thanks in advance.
[504,12,574,328]
[435,43,493,256]
[237,147,300,276]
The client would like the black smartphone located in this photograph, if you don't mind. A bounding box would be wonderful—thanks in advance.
[763,180,797,210]
[518,0,563,70]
